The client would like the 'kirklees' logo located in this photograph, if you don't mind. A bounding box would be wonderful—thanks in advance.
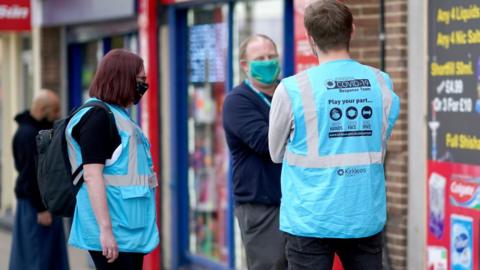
[450,181,476,203]
[337,168,367,177]
[0,5,29,19]
[325,79,371,90]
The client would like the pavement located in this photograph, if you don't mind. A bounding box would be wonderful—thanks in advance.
[0,227,93,270]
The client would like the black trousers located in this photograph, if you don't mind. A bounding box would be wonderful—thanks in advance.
[285,231,383,270]
[88,251,144,270]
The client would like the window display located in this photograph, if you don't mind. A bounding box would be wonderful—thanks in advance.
[187,4,229,264]
[233,0,284,85]
[232,1,284,268]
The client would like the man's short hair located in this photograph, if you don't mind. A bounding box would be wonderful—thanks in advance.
[304,0,353,53]
[239,34,278,61]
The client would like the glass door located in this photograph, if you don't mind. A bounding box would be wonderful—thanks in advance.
[186,4,230,265]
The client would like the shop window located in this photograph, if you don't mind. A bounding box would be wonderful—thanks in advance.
[233,0,284,85]
[81,41,101,101]
[232,1,284,268]
[186,4,229,264]
[20,35,33,110]
[111,36,125,50]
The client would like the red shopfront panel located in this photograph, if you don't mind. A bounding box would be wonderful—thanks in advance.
[294,0,317,72]
[427,162,479,270]
[0,0,30,31]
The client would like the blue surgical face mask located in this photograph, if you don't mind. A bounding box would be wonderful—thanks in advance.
[249,58,281,85]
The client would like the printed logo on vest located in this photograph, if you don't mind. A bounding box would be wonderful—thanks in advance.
[361,106,373,119]
[337,168,367,177]
[325,78,371,90]
[346,107,358,120]
[330,108,343,121]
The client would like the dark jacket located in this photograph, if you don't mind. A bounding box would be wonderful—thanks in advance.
[13,111,52,212]
[222,82,282,205]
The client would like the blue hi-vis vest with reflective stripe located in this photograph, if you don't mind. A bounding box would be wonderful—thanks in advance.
[65,98,159,253]
[280,59,400,238]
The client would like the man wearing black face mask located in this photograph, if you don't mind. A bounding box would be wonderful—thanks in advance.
[10,89,70,270]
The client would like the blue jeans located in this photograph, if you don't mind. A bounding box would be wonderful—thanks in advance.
[285,231,383,270]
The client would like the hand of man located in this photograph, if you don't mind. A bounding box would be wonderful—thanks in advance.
[37,211,52,226]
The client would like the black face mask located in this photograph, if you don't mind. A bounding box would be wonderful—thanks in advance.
[134,81,149,105]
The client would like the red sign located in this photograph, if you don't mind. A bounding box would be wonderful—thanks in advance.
[0,0,30,31]
[294,0,317,72]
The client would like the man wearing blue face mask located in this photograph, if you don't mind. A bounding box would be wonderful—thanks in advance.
[222,35,286,270]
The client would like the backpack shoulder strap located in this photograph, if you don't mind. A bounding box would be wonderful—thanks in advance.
[69,100,116,132]
[68,100,117,186]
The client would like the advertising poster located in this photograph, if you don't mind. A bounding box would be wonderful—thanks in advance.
[427,1,480,269]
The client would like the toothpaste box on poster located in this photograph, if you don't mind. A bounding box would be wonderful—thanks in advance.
[428,246,448,270]
[451,215,473,270]
[449,176,480,210]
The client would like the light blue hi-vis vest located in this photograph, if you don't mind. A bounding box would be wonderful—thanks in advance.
[65,98,159,253]
[280,59,400,239]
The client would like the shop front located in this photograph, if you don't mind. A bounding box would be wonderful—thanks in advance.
[164,0,293,269]
[426,1,480,269]
[67,31,140,109]
[32,1,162,269]
[0,0,33,216]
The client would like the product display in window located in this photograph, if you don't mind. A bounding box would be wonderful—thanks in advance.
[187,6,229,264]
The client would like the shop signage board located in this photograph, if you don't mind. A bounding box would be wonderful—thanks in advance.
[0,0,30,31]
[427,1,480,269]
[32,0,135,26]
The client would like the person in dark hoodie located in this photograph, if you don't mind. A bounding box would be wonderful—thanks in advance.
[9,89,69,270]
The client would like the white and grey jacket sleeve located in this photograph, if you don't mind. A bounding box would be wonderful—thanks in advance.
[269,82,293,163]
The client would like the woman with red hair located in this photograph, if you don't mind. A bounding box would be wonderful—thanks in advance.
[65,49,158,270]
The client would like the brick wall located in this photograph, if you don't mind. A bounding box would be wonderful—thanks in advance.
[41,27,62,93]
[345,1,409,269]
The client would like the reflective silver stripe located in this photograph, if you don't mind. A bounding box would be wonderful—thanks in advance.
[373,68,393,160]
[66,106,157,188]
[66,120,81,173]
[284,68,393,169]
[285,151,383,168]
[104,174,158,188]
[73,171,83,186]
[103,111,158,188]
[296,72,319,156]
